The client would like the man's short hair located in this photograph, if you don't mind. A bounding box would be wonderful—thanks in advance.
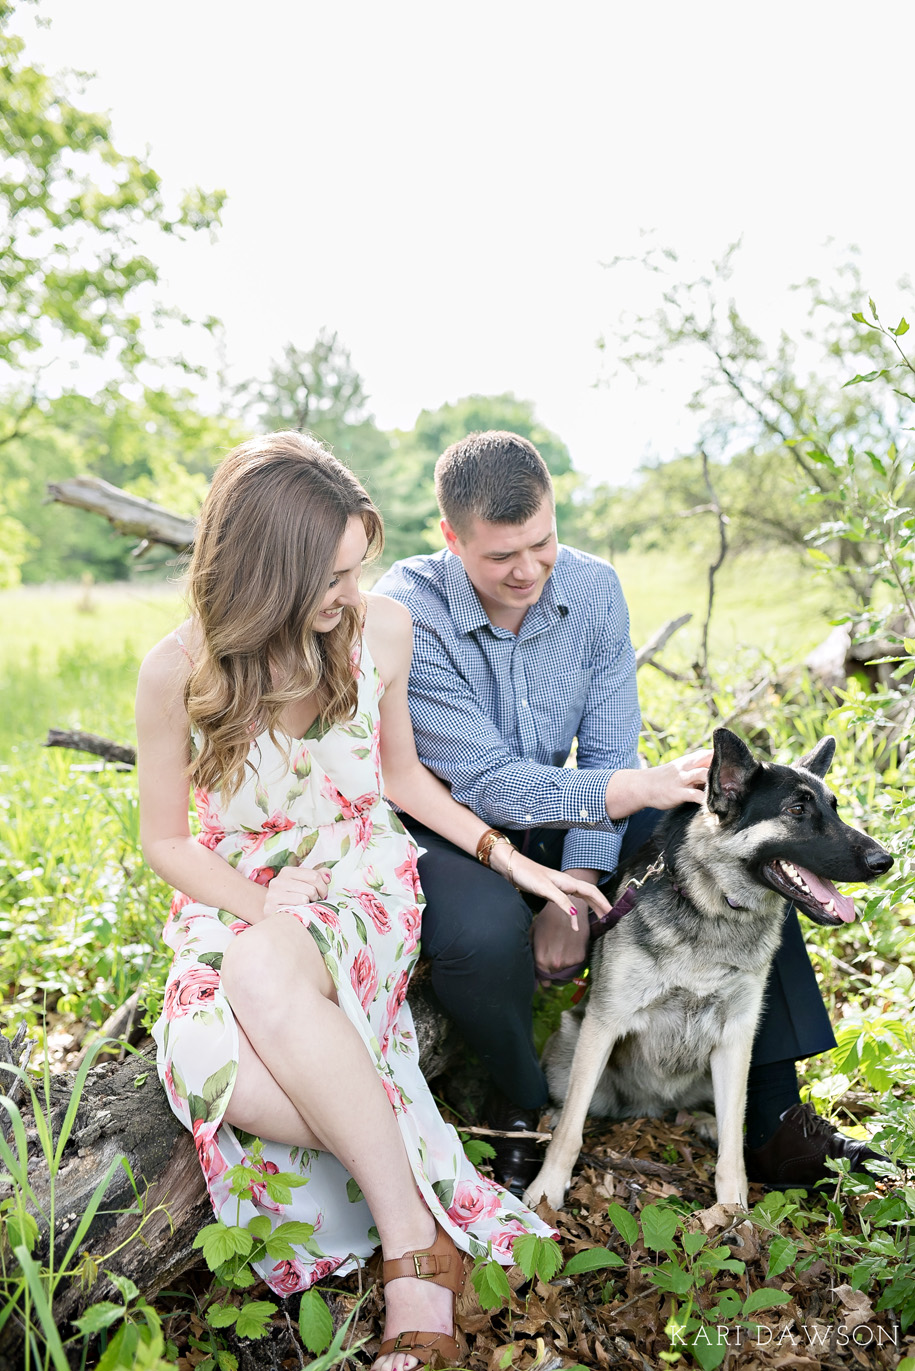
[434,430,554,534]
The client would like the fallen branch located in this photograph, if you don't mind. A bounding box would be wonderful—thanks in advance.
[459,1124,552,1142]
[634,613,692,669]
[579,1148,686,1181]
[45,729,137,767]
[45,476,196,552]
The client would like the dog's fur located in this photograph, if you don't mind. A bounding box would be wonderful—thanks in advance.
[526,729,893,1210]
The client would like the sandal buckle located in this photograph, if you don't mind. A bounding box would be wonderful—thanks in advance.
[413,1252,435,1278]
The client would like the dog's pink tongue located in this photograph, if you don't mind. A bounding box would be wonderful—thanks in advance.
[795,865,856,922]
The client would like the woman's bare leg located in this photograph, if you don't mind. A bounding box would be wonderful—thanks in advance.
[221,913,456,1371]
[224,1026,327,1150]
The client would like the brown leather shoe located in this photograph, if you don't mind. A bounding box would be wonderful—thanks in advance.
[745,1102,887,1188]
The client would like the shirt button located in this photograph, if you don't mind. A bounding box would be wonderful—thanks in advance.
[580,808,589,820]
[521,699,528,707]
[525,814,532,822]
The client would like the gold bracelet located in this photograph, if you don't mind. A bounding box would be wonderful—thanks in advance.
[505,844,521,891]
[476,827,510,867]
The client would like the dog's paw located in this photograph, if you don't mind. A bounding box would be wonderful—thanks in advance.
[523,1165,568,1212]
[690,1110,718,1146]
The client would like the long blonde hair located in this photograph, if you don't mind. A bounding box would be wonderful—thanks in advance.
[185,431,383,795]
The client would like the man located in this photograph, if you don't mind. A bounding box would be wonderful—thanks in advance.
[376,430,879,1194]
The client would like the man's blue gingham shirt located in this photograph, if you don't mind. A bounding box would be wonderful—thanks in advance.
[374,544,641,876]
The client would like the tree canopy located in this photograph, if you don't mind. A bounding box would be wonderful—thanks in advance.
[0,0,224,388]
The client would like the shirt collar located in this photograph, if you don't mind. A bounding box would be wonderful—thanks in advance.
[441,547,570,637]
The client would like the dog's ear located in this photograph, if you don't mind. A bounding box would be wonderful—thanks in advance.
[707,728,759,821]
[798,736,836,778]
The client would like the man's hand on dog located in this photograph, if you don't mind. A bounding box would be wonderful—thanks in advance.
[605,747,713,819]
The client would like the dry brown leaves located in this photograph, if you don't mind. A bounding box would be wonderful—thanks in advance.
[157,1110,914,1369]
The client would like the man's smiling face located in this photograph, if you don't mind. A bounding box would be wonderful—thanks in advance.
[442,496,558,631]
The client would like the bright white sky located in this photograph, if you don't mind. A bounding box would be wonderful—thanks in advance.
[15,0,915,481]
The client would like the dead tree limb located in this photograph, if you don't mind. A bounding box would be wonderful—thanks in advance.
[697,450,729,693]
[634,613,692,669]
[44,729,137,767]
[45,476,196,552]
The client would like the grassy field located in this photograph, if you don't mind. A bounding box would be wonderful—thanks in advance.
[615,547,836,660]
[0,580,184,760]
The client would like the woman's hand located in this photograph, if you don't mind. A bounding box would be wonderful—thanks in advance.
[263,865,331,917]
[488,844,610,925]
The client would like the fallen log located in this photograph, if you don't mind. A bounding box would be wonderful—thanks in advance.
[0,968,456,1367]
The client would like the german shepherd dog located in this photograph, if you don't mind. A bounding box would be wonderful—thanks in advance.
[526,729,893,1211]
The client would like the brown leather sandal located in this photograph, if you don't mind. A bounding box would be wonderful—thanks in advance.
[376,1222,466,1368]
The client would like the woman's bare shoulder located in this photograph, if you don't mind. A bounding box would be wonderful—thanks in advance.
[362,593,413,682]
[363,592,412,638]
[138,618,199,696]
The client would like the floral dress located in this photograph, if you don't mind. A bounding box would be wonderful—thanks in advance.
[152,636,555,1295]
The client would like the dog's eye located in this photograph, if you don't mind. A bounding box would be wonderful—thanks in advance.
[785,803,805,816]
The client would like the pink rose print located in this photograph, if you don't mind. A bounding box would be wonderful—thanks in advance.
[370,718,382,777]
[350,946,379,1013]
[163,1062,182,1111]
[447,1181,500,1231]
[490,1220,531,1262]
[263,811,295,836]
[269,1258,309,1295]
[315,904,340,929]
[228,919,249,935]
[249,866,277,887]
[163,965,220,1021]
[244,1154,284,1214]
[353,812,374,850]
[193,788,226,849]
[399,902,421,955]
[192,1119,231,1207]
[382,1075,405,1113]
[386,967,410,1027]
[310,1257,340,1282]
[354,889,391,935]
[321,778,374,820]
[170,891,192,917]
[321,779,376,846]
[394,848,421,896]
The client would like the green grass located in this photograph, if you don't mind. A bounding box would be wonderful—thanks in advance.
[616,547,837,661]
[0,582,184,761]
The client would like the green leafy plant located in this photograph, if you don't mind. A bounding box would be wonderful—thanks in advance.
[0,1043,174,1370]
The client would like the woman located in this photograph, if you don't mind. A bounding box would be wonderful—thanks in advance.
[137,432,609,1371]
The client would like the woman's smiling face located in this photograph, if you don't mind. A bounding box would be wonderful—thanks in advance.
[312,515,370,632]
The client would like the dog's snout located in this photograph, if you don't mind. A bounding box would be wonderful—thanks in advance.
[865,848,893,875]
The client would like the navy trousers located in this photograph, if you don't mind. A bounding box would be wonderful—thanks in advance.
[404,812,836,1110]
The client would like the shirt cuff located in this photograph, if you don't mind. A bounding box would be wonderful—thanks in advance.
[561,821,627,877]
[547,767,618,830]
